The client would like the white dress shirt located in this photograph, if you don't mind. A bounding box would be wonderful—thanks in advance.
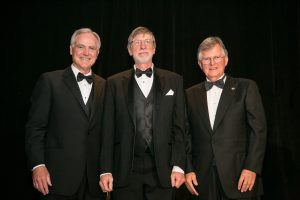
[134,65,154,98]
[71,65,93,104]
[207,75,226,129]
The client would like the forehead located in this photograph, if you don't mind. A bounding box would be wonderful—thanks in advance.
[75,33,97,44]
[133,33,152,40]
[201,44,223,56]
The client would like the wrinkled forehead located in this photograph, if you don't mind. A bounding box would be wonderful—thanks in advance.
[132,33,153,40]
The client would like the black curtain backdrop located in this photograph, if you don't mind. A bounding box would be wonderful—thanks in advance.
[11,0,299,199]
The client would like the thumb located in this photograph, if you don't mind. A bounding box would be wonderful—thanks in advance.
[47,175,52,186]
[109,179,113,190]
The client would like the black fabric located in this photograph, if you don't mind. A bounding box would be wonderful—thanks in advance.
[77,73,93,84]
[85,84,94,118]
[133,80,154,156]
[135,68,153,78]
[204,75,225,91]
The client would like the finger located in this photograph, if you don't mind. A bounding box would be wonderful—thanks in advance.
[241,182,249,192]
[238,177,244,190]
[41,179,49,195]
[249,179,255,191]
[47,175,52,186]
[185,181,199,195]
[249,183,254,191]
[99,181,105,192]
[192,178,198,186]
[108,179,113,191]
[171,176,175,187]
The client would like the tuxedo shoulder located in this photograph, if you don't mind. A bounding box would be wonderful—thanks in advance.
[40,68,65,79]
[93,74,106,82]
[186,83,202,92]
[233,78,257,86]
[107,69,132,81]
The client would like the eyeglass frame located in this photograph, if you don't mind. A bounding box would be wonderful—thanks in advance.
[130,39,155,47]
[200,55,226,65]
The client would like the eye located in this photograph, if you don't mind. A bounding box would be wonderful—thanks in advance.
[76,44,84,49]
[89,46,97,51]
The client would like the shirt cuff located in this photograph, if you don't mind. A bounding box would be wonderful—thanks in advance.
[172,166,184,174]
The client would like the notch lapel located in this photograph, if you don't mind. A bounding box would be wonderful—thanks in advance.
[123,69,136,128]
[63,67,89,118]
[152,69,164,128]
[196,83,213,133]
[213,77,237,131]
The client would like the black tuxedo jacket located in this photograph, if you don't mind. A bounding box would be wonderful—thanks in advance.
[185,76,267,199]
[26,66,105,196]
[100,67,186,187]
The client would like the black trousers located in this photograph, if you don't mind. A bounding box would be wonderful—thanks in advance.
[200,166,261,200]
[42,172,105,200]
[112,150,174,200]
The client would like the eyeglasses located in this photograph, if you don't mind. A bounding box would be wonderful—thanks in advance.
[200,56,225,65]
[130,39,154,47]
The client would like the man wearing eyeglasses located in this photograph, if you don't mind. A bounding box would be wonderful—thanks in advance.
[184,37,267,200]
[99,26,186,200]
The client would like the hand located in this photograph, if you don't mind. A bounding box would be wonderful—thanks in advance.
[99,174,113,192]
[32,166,52,195]
[238,169,256,192]
[170,171,185,188]
[185,172,199,196]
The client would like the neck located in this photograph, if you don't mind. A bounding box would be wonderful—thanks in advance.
[135,63,152,71]
[208,74,225,82]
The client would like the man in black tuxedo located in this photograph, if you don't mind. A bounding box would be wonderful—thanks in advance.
[25,28,106,200]
[99,26,186,200]
[185,37,267,200]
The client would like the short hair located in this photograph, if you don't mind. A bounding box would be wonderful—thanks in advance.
[70,28,101,49]
[127,26,156,48]
[197,36,228,60]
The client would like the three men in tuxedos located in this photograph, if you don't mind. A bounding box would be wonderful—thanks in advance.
[99,26,186,200]
[185,37,267,200]
[26,28,106,200]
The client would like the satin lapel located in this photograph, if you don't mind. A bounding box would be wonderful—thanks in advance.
[213,77,237,131]
[196,83,213,132]
[153,69,164,128]
[123,69,135,127]
[89,75,103,121]
[62,67,89,118]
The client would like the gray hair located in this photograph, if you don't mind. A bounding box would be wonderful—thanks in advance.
[197,36,228,60]
[70,28,101,49]
[127,26,156,48]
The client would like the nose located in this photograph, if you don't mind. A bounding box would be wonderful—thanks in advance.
[209,58,216,65]
[140,41,146,49]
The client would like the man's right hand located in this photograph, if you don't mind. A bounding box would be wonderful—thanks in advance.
[99,173,113,192]
[32,166,52,195]
[185,172,199,196]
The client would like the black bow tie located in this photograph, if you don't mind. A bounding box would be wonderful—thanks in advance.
[135,68,152,78]
[77,72,93,84]
[204,76,225,91]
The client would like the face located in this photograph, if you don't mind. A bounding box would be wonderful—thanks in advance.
[128,33,156,68]
[70,32,99,73]
[198,44,228,82]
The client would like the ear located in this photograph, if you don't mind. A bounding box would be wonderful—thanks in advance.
[69,46,73,55]
[224,56,229,67]
[198,60,202,69]
[128,47,133,56]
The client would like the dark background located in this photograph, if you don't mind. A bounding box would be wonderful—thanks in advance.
[10,0,300,199]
